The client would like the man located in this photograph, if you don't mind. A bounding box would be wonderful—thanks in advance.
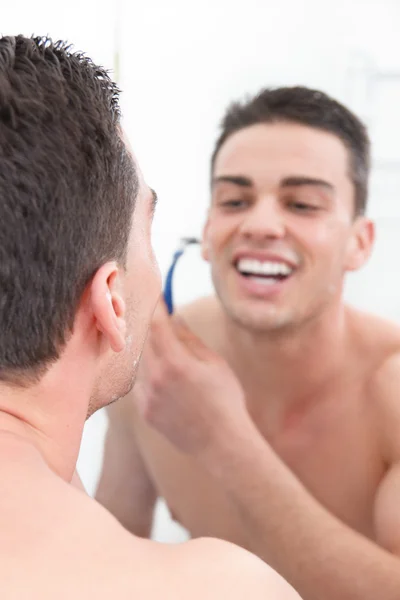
[97,86,400,599]
[0,35,299,599]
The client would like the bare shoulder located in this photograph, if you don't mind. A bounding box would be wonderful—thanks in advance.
[350,307,400,383]
[347,306,400,383]
[369,349,400,461]
[176,295,223,347]
[166,537,301,600]
[347,305,400,358]
[348,307,400,460]
[0,447,299,599]
[0,449,155,598]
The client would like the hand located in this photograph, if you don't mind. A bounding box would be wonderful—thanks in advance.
[134,300,254,458]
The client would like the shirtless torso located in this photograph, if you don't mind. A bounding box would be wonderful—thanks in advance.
[98,296,400,549]
[0,432,295,599]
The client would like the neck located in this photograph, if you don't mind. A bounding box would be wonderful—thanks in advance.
[222,301,349,412]
[0,359,94,482]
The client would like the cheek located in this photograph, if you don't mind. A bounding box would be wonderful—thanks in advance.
[128,242,161,304]
[207,216,238,252]
[140,252,161,298]
[133,222,159,269]
[150,259,162,296]
[295,219,348,257]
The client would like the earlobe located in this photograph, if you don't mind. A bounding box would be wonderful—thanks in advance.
[345,219,375,272]
[90,263,127,353]
[201,241,209,262]
[201,218,210,262]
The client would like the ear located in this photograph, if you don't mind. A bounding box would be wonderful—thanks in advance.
[344,218,375,272]
[201,214,211,262]
[90,262,127,353]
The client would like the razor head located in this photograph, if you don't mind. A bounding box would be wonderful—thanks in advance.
[180,237,200,247]
[164,238,200,315]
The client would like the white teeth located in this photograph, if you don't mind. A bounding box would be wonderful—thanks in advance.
[237,259,293,277]
[250,276,278,286]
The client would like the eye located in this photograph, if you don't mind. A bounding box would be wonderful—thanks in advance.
[220,199,249,209]
[288,201,320,213]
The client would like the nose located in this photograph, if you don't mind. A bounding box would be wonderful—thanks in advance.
[239,196,285,241]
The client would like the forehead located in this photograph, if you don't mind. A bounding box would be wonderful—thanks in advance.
[120,130,151,207]
[213,122,350,187]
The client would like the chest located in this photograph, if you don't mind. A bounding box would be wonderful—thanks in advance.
[134,385,385,545]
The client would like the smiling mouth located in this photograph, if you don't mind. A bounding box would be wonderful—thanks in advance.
[235,258,295,285]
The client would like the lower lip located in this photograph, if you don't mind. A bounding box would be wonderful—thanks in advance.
[235,270,292,298]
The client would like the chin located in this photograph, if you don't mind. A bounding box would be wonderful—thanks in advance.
[87,356,139,419]
[226,301,296,333]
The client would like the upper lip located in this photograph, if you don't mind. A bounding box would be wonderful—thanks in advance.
[232,250,299,270]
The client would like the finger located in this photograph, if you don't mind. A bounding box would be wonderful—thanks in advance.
[132,375,149,417]
[172,316,218,362]
[133,345,160,414]
[149,298,183,358]
[153,297,171,323]
[135,332,161,384]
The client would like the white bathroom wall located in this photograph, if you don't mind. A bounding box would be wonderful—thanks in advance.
[0,0,117,73]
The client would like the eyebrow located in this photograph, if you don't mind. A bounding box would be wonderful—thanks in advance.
[212,175,253,188]
[280,176,334,191]
[212,175,334,191]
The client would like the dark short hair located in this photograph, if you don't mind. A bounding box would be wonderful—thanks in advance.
[211,86,370,216]
[0,35,138,385]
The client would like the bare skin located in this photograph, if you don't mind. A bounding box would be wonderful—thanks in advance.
[97,122,400,598]
[0,126,298,597]
[97,299,400,600]
[0,432,293,600]
[99,298,400,545]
